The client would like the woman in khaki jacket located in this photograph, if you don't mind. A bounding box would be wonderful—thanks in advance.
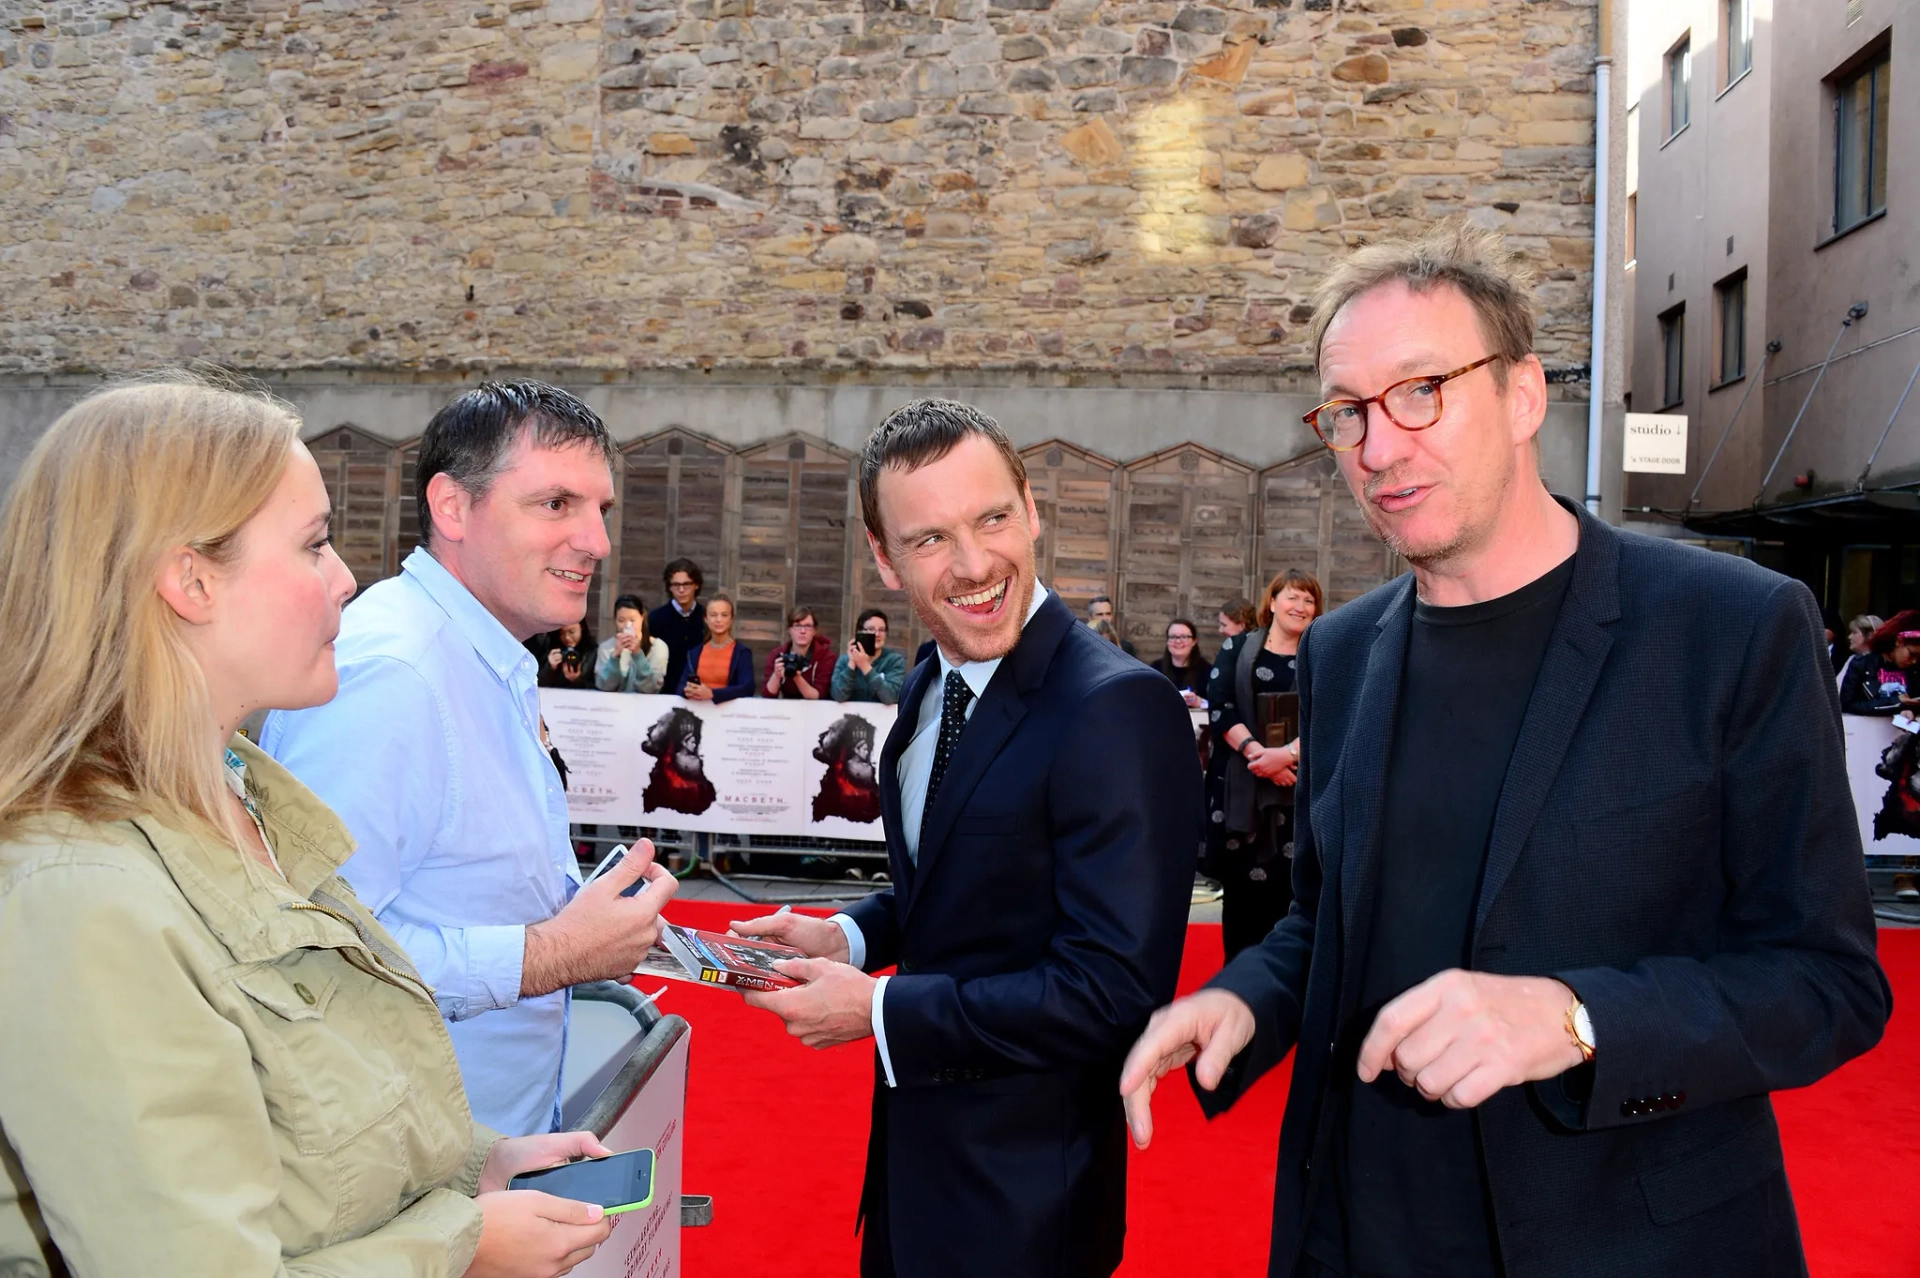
[0,378,620,1277]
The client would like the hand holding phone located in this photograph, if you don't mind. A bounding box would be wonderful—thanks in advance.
[508,1147,657,1215]
[585,844,652,898]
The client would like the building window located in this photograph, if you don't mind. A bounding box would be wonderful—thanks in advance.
[1715,272,1747,385]
[1661,305,1686,408]
[1725,0,1752,84]
[1668,36,1692,137]
[1625,192,1637,265]
[1835,52,1890,234]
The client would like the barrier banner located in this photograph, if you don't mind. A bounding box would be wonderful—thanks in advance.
[541,690,897,840]
[1845,712,1920,860]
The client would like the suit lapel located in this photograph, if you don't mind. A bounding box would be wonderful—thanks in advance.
[903,591,1075,928]
[1338,578,1415,966]
[1474,507,1622,935]
[882,659,937,903]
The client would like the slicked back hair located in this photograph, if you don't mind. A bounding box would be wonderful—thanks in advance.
[1308,219,1537,392]
[859,398,1029,543]
[415,380,615,546]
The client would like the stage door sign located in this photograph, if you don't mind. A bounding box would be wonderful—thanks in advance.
[1623,413,1688,474]
[572,1027,690,1278]
[541,690,897,839]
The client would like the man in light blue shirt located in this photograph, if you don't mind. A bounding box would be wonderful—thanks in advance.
[265,381,676,1135]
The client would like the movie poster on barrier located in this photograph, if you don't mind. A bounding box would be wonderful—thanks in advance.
[540,690,896,839]
[1845,712,1920,859]
[799,703,897,838]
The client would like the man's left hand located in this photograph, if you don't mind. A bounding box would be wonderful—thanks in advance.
[478,1129,613,1195]
[742,958,877,1048]
[1356,970,1584,1110]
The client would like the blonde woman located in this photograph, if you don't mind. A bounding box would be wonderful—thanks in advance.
[0,377,617,1277]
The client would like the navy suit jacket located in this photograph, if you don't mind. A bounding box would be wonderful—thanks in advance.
[1199,503,1891,1278]
[843,589,1201,1278]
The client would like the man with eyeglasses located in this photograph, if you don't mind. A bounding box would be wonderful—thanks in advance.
[649,557,707,695]
[1121,223,1887,1278]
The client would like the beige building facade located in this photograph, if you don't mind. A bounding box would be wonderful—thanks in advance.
[0,0,1621,651]
[1626,0,1919,617]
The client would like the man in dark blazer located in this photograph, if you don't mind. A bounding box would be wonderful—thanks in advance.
[738,398,1201,1278]
[1121,223,1890,1278]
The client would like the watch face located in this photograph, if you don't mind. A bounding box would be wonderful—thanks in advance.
[1573,1004,1595,1048]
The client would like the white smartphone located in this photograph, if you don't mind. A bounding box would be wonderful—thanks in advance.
[585,844,650,897]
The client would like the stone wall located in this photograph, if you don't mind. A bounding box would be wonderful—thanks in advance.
[0,0,1601,381]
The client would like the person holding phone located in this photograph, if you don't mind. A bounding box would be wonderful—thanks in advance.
[832,607,907,704]
[675,593,754,703]
[595,593,668,694]
[0,376,627,1278]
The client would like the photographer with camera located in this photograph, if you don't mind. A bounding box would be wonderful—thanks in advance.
[530,619,595,690]
[762,605,834,700]
[831,607,907,704]
[595,593,668,694]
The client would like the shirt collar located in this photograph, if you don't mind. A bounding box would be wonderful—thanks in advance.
[673,598,698,618]
[402,545,539,685]
[936,582,1050,701]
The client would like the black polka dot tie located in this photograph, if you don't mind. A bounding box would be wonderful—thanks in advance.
[924,670,974,818]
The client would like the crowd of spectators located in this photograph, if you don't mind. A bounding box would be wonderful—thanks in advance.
[522,560,924,708]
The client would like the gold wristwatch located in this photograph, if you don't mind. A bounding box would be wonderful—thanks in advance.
[1565,996,1597,1062]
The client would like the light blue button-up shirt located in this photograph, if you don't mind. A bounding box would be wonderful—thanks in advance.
[263,546,579,1136]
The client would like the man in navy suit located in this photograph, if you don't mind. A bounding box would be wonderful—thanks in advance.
[1120,223,1891,1278]
[738,399,1201,1278]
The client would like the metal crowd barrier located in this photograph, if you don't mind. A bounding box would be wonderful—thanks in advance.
[569,824,891,905]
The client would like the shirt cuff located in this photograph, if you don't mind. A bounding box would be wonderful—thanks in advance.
[829,912,867,971]
[465,924,528,1014]
[872,974,897,1089]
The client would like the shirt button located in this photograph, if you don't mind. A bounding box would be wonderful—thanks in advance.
[294,982,316,1006]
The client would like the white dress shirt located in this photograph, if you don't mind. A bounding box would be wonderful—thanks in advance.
[831,583,1051,1086]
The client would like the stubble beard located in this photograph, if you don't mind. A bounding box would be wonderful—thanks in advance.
[912,547,1037,666]
[1357,455,1512,575]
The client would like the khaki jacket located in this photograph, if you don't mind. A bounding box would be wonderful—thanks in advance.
[0,739,501,1277]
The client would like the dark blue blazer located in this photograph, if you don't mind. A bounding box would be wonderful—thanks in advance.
[671,641,754,703]
[1199,503,1891,1278]
[843,589,1201,1278]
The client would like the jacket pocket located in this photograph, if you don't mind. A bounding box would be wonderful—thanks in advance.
[233,961,410,1158]
[1638,1114,1785,1226]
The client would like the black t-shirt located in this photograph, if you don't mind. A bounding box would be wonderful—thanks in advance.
[1306,554,1575,1277]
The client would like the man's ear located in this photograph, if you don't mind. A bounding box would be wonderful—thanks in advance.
[867,528,903,592]
[153,548,216,627]
[1022,482,1044,543]
[1507,353,1550,449]
[425,471,473,545]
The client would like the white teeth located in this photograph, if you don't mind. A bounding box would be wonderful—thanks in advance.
[949,580,1007,608]
[552,569,587,582]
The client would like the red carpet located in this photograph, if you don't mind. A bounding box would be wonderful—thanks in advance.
[654,901,1918,1277]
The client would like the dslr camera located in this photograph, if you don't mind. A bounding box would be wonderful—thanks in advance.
[780,650,808,676]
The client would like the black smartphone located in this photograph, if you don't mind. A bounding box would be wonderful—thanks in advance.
[584,844,650,897]
[508,1148,656,1215]
[855,632,878,655]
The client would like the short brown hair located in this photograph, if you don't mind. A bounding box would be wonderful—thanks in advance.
[1259,569,1325,628]
[787,605,818,627]
[859,398,1029,542]
[1308,220,1536,391]
[1219,596,1259,631]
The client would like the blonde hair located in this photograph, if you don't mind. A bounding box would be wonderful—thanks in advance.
[0,373,303,847]
[1308,219,1537,391]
